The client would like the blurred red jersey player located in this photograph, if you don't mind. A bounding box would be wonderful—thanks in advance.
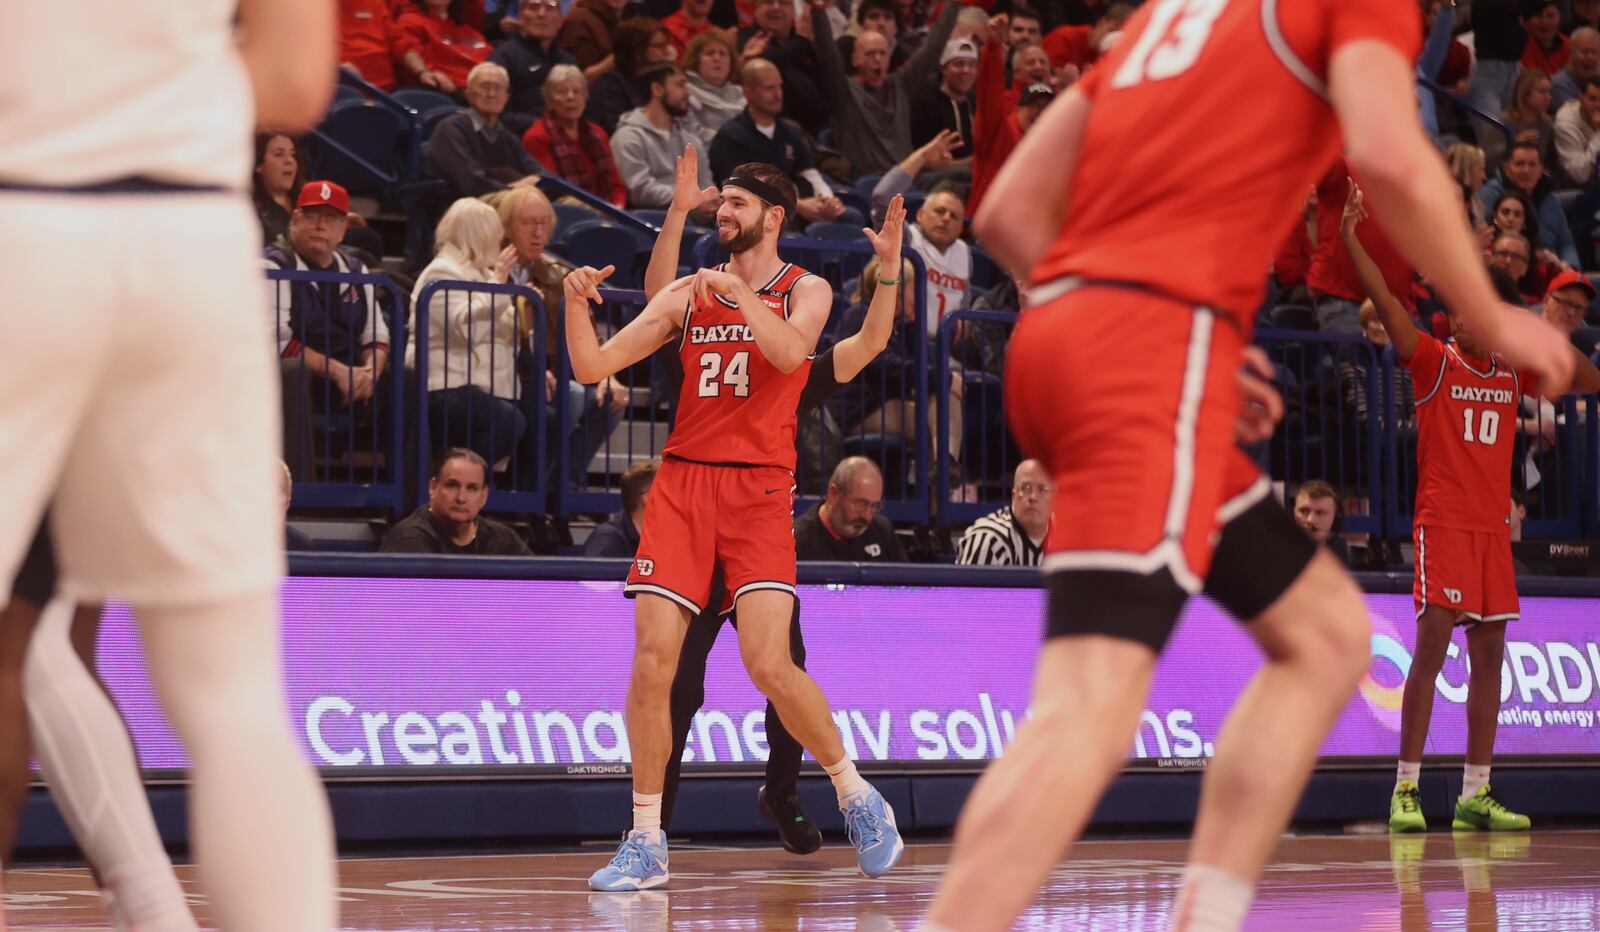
[921,1,1579,930]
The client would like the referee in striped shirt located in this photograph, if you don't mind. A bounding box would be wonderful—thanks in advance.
[955,459,1053,566]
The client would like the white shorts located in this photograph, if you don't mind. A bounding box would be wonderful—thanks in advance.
[0,191,283,606]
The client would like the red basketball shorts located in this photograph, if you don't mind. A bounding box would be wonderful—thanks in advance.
[1005,286,1266,592]
[624,456,797,615]
[1412,523,1519,624]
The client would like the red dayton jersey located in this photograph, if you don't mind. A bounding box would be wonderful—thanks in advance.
[1033,0,1421,317]
[1406,333,1540,533]
[665,263,816,470]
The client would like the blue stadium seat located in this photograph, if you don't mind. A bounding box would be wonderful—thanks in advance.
[555,221,646,287]
[393,88,458,115]
[633,209,669,228]
[1269,304,1317,331]
[853,175,882,198]
[418,107,454,142]
[806,221,866,241]
[836,188,871,219]
[843,433,909,498]
[553,201,601,233]
[305,100,409,197]
[334,84,366,105]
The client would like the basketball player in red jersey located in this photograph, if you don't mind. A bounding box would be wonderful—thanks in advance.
[564,162,906,891]
[1340,185,1600,834]
[919,0,1579,929]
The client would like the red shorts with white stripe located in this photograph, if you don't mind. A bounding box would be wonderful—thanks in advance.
[1412,523,1519,625]
[1006,285,1265,592]
[624,455,797,616]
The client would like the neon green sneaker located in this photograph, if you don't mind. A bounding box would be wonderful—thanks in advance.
[1389,781,1427,833]
[1452,785,1530,831]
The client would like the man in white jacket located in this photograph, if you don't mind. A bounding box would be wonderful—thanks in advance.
[612,63,714,215]
[1553,77,1600,190]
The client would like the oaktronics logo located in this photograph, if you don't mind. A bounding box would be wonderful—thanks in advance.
[1360,611,1600,732]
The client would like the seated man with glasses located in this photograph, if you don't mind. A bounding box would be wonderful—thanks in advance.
[1538,269,1599,355]
[792,455,907,562]
[956,458,1053,566]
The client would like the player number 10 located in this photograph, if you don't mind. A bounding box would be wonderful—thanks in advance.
[1461,407,1501,445]
[698,351,751,398]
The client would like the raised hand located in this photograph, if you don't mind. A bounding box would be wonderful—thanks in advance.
[741,30,771,61]
[1495,307,1578,396]
[672,145,720,214]
[563,264,616,305]
[864,193,906,268]
[1340,182,1367,239]
[988,12,1008,45]
[920,128,961,170]
[1234,345,1282,446]
[670,267,745,304]
[492,244,519,284]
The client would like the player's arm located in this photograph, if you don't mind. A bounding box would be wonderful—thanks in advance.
[833,194,907,381]
[677,271,829,373]
[1329,38,1574,392]
[237,0,337,131]
[644,146,719,300]
[971,86,1091,278]
[1556,348,1600,395]
[564,265,685,383]
[1339,184,1419,361]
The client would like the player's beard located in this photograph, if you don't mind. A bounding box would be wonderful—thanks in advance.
[721,212,766,254]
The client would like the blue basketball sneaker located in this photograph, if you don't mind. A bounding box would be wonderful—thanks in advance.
[588,830,669,891]
[842,788,904,878]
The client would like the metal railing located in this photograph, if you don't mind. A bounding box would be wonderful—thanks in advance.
[936,310,1019,526]
[412,279,549,513]
[267,268,409,512]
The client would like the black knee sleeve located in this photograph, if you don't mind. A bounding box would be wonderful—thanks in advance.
[10,519,57,606]
[1044,568,1190,653]
[1204,495,1318,622]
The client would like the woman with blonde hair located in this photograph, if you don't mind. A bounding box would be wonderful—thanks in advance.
[1445,142,1487,228]
[493,184,629,489]
[681,29,746,150]
[409,197,526,468]
[1485,69,1555,167]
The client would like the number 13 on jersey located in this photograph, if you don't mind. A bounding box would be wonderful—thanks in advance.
[698,351,751,398]
[1110,0,1226,89]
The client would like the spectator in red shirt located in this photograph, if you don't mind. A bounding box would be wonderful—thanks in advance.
[1002,42,1052,111]
[1523,0,1570,74]
[340,0,402,90]
[1307,159,1417,335]
[1272,191,1316,307]
[968,14,1053,217]
[396,0,493,94]
[521,64,628,206]
[662,0,718,58]
[1039,2,1129,72]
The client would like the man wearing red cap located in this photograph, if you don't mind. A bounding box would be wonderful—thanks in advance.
[267,180,392,479]
[1341,185,1600,836]
[1539,268,1600,355]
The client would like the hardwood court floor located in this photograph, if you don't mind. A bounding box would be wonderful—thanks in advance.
[6,831,1600,930]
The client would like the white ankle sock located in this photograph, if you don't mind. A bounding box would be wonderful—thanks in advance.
[1395,760,1421,789]
[1461,764,1491,801]
[1170,864,1253,932]
[24,599,197,931]
[822,756,870,803]
[632,791,663,834]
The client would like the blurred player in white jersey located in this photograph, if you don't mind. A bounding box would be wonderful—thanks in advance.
[0,2,339,929]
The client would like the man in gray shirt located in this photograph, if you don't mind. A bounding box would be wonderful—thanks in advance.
[806,0,960,179]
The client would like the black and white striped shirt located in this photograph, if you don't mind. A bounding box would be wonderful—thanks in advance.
[955,507,1044,567]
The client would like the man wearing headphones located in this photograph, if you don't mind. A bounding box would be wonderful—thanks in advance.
[1292,480,1349,565]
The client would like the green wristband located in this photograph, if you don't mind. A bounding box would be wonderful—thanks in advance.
[877,275,901,286]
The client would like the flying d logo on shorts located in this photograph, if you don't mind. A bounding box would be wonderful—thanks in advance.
[865,543,882,557]
[1443,588,1462,604]
[635,558,655,577]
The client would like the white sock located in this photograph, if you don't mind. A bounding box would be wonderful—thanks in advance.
[1169,864,1254,932]
[1395,760,1421,789]
[631,791,663,834]
[23,599,197,931]
[1461,764,1491,801]
[822,756,871,803]
[136,592,335,932]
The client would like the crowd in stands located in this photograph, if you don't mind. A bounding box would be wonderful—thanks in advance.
[262,0,1600,559]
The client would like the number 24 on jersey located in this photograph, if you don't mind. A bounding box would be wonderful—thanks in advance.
[698,351,750,398]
